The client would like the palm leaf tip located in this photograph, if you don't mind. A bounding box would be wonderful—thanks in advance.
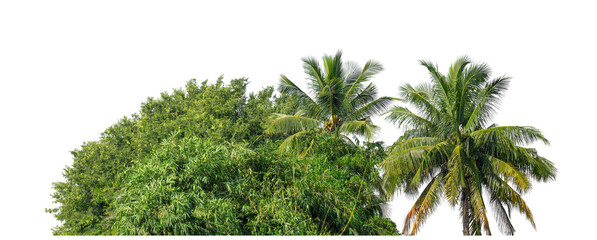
[403,172,444,235]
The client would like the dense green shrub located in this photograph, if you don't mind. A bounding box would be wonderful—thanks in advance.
[47,77,280,235]
[113,134,397,235]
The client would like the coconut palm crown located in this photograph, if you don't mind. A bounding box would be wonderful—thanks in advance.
[265,51,396,151]
[381,56,557,235]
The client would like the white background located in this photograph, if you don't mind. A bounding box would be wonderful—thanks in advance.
[1,0,595,239]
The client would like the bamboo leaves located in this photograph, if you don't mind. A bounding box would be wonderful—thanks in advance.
[113,134,398,235]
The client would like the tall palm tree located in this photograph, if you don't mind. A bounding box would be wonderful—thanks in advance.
[265,50,396,152]
[381,56,557,235]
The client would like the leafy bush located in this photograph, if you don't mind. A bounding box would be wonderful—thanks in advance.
[113,134,397,235]
[47,77,279,234]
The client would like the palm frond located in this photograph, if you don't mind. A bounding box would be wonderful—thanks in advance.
[344,59,384,100]
[349,82,377,109]
[461,62,491,94]
[339,119,379,141]
[346,96,397,121]
[455,62,491,126]
[410,141,451,189]
[518,148,557,182]
[340,134,356,146]
[276,130,309,154]
[471,125,550,146]
[533,156,557,182]
[485,174,536,229]
[444,168,462,206]
[382,145,432,196]
[419,60,455,117]
[474,135,556,183]
[399,83,442,123]
[322,50,344,82]
[485,154,531,193]
[383,138,450,197]
[264,114,321,135]
[403,171,445,235]
[444,145,465,205]
[396,128,433,141]
[279,75,321,117]
[463,76,510,131]
[490,193,515,235]
[384,106,434,130]
[301,56,325,92]
[278,74,310,99]
[316,76,345,118]
[342,60,361,86]
[448,55,472,89]
[388,137,443,153]
[469,179,491,235]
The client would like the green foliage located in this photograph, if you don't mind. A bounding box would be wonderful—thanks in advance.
[47,77,279,235]
[47,76,398,235]
[381,57,557,235]
[113,134,397,235]
[47,117,138,235]
[265,51,397,152]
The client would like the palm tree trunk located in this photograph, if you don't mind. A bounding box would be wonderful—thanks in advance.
[461,187,471,236]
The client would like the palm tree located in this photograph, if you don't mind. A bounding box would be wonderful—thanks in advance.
[265,50,396,152]
[381,56,557,235]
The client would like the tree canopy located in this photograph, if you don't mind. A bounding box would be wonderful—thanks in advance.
[47,76,398,235]
[265,51,396,152]
[381,56,557,235]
